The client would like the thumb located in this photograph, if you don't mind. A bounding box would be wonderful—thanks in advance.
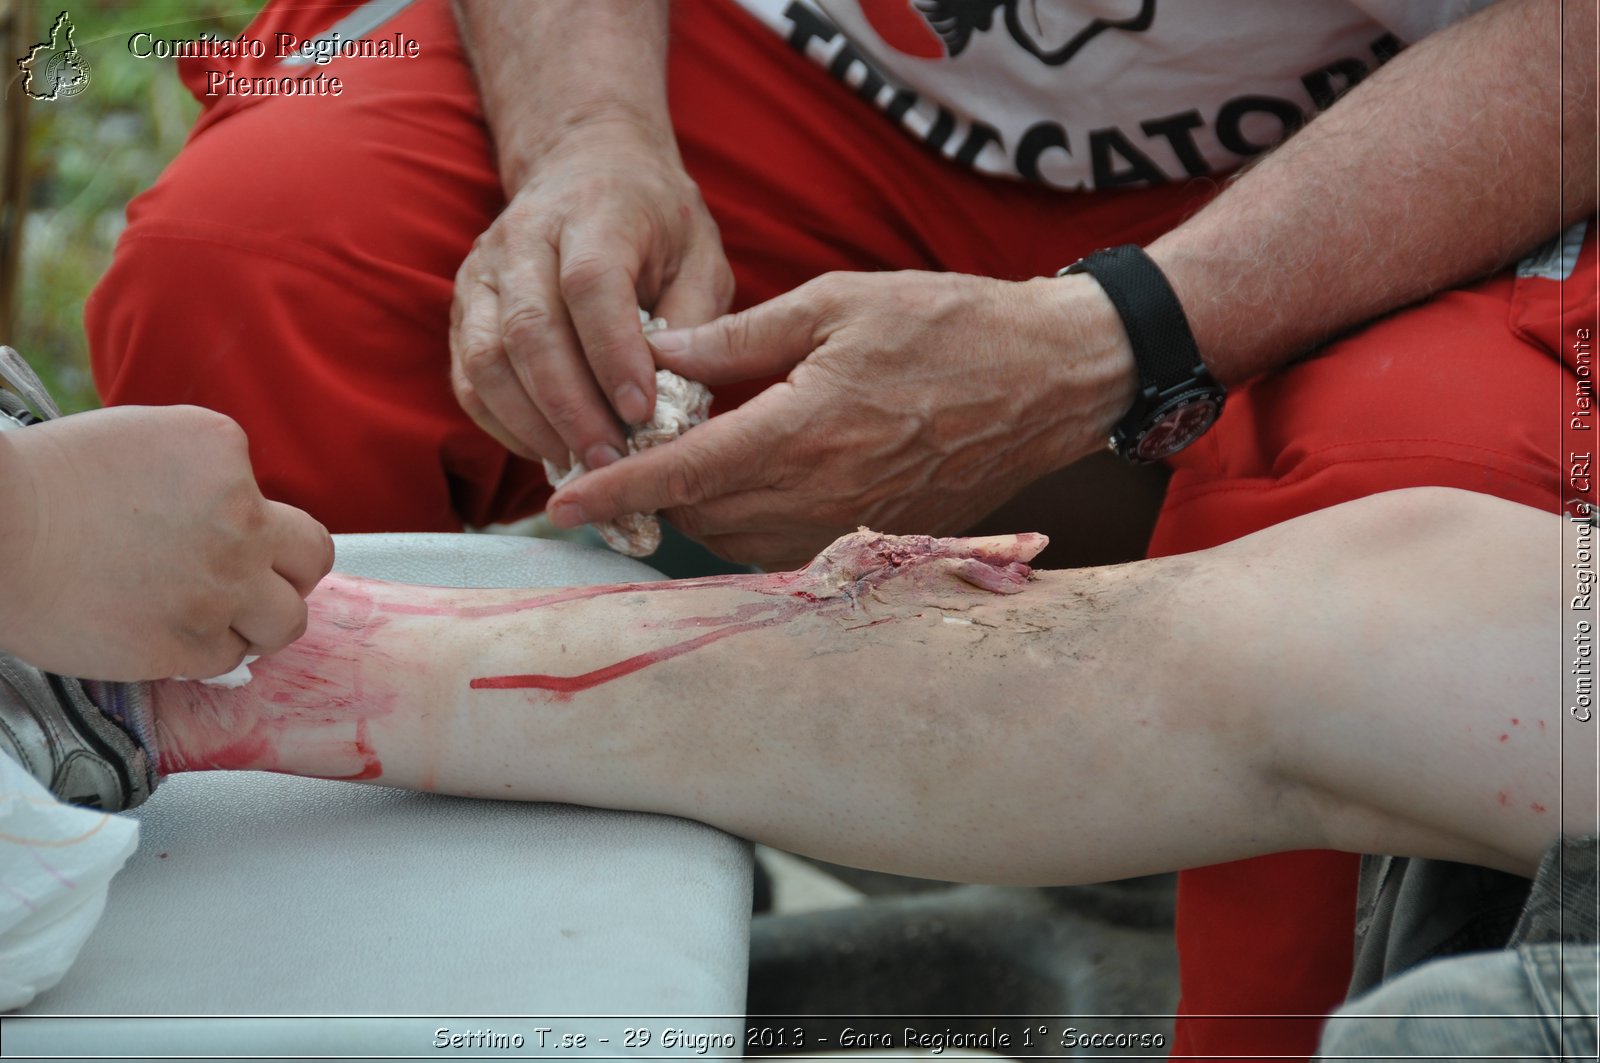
[265,500,335,598]
[646,289,820,385]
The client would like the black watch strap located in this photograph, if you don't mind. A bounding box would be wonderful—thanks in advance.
[1061,245,1203,398]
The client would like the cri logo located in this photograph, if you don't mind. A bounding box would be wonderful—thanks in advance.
[857,0,1155,64]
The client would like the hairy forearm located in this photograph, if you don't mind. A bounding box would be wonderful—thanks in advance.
[1149,0,1596,383]
[454,0,675,190]
[147,494,1570,884]
[441,558,1299,885]
[149,532,1301,884]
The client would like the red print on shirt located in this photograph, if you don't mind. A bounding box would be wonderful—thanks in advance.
[858,0,1154,65]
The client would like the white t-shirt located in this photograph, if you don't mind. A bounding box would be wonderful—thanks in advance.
[727,0,1492,190]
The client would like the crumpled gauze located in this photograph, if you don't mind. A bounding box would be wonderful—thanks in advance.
[189,653,259,689]
[0,753,138,1010]
[543,311,713,558]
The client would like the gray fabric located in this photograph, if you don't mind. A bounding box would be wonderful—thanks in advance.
[1348,855,1532,996]
[1325,838,1600,1062]
[1511,835,1599,947]
[1321,945,1599,1062]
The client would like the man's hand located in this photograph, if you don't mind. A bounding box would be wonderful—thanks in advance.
[547,271,1136,568]
[449,123,733,471]
[452,0,731,473]
[0,406,335,681]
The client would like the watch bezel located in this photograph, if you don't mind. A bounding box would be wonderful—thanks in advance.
[1111,386,1225,463]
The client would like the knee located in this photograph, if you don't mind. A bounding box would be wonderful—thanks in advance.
[1337,486,1510,539]
[1293,487,1552,574]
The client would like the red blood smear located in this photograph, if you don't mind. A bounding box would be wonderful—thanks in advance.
[1499,734,1510,742]
[345,719,383,781]
[398,532,1043,620]
[472,608,800,693]
[665,600,795,630]
[163,724,383,781]
[1497,791,1510,805]
[1531,802,1547,814]
[466,532,1041,694]
[162,731,273,774]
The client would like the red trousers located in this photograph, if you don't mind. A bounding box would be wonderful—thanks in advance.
[87,1,1586,1057]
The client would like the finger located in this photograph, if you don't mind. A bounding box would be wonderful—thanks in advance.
[652,239,736,329]
[264,500,335,597]
[451,353,566,463]
[645,287,824,384]
[499,249,631,468]
[179,627,252,683]
[451,264,567,462]
[452,348,568,463]
[229,572,312,658]
[546,396,783,528]
[558,229,659,427]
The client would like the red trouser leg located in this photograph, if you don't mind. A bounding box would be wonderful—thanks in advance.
[88,0,511,531]
[1156,226,1592,1061]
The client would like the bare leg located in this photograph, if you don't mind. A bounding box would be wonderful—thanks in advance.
[148,489,1577,884]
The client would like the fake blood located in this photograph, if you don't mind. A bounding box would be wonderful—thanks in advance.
[471,605,805,694]
[469,530,1043,695]
[347,719,383,781]
[155,578,393,779]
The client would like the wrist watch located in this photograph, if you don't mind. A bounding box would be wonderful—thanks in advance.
[1059,245,1225,464]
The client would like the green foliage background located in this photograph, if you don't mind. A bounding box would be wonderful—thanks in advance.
[17,0,252,412]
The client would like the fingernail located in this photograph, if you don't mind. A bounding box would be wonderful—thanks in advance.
[549,500,587,528]
[585,442,623,470]
[613,383,649,425]
[647,328,689,354]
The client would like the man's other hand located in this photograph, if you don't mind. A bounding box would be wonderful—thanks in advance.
[547,271,1137,568]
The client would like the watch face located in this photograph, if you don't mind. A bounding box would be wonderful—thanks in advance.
[1134,394,1221,462]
